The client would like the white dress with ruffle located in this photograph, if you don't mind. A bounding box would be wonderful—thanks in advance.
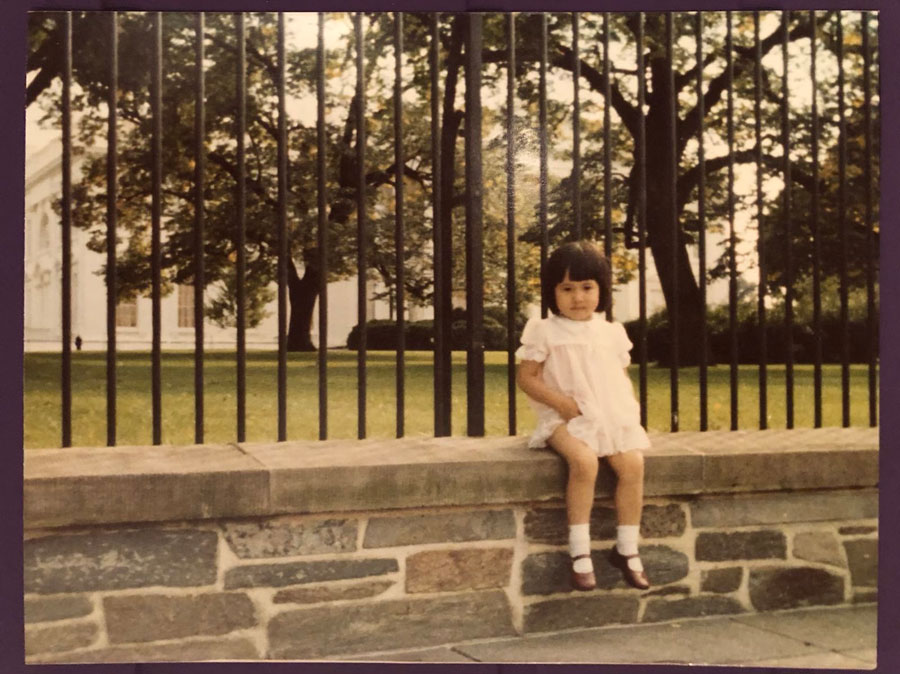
[516,313,651,457]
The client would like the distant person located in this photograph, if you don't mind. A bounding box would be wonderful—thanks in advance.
[516,240,651,592]
[74,335,82,351]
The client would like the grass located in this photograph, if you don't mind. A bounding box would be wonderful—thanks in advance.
[23,350,878,449]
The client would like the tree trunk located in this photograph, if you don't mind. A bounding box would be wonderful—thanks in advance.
[286,259,318,352]
[640,82,708,367]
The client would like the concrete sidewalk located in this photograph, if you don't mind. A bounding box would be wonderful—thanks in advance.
[340,603,877,668]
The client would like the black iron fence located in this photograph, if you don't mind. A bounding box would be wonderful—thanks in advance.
[43,10,878,447]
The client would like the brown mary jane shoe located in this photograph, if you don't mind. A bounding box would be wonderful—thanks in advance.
[570,553,597,591]
[609,547,650,590]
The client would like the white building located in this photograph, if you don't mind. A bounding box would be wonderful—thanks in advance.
[24,141,417,352]
[25,140,729,352]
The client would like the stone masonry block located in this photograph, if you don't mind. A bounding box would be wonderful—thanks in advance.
[25,444,269,528]
[701,446,877,493]
[103,592,257,644]
[406,548,513,593]
[224,557,398,589]
[748,566,844,611]
[690,490,878,528]
[641,504,687,538]
[523,507,616,544]
[839,525,877,535]
[25,529,218,594]
[793,532,846,568]
[221,517,357,558]
[695,531,786,562]
[363,509,515,548]
[25,595,93,624]
[267,590,515,659]
[642,596,745,623]
[646,585,691,597]
[844,539,877,587]
[25,621,98,656]
[521,545,688,596]
[524,595,639,633]
[701,567,743,593]
[27,636,259,664]
[273,580,394,604]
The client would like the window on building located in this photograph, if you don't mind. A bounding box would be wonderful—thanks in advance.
[116,299,137,328]
[177,284,195,328]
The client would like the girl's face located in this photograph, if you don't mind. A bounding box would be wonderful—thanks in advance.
[554,271,600,321]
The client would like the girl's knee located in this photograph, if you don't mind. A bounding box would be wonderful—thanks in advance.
[610,449,644,482]
[567,451,599,481]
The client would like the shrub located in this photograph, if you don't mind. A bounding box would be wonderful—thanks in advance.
[623,300,879,365]
[346,307,528,351]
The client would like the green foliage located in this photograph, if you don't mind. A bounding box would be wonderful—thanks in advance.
[626,288,878,365]
[346,306,527,351]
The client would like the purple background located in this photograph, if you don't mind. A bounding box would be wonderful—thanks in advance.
[4,1,896,673]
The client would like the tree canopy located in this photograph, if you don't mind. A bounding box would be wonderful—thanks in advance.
[27,10,879,354]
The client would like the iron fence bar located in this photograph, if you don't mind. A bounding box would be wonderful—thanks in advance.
[317,12,328,440]
[61,11,72,448]
[277,12,288,442]
[193,12,205,444]
[355,12,367,439]
[506,11,517,436]
[603,12,612,321]
[726,12,738,431]
[862,11,876,427]
[151,12,163,445]
[465,12,485,437]
[106,11,118,446]
[539,13,549,319]
[637,12,648,426]
[810,10,822,428]
[572,12,581,240]
[430,13,450,437]
[754,10,767,430]
[695,11,708,431]
[394,12,406,438]
[235,12,247,443]
[837,12,849,427]
[782,11,794,429]
[665,12,678,432]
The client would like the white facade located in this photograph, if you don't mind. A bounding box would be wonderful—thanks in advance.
[25,140,728,352]
[23,142,413,352]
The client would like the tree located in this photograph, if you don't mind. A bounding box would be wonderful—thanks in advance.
[496,11,876,362]
[27,11,544,350]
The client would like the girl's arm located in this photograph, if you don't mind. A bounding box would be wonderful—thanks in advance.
[516,360,581,421]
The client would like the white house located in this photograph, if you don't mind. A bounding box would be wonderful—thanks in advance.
[25,139,729,352]
[23,141,427,352]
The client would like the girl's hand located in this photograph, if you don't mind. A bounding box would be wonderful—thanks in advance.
[557,396,581,421]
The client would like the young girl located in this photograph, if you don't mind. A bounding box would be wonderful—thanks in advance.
[516,240,651,592]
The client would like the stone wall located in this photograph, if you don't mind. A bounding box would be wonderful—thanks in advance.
[24,428,878,663]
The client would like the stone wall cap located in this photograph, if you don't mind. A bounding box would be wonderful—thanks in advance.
[24,428,878,530]
[25,443,262,479]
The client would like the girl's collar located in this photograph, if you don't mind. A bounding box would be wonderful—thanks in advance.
[550,313,602,326]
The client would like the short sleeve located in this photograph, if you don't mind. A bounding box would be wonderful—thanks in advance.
[515,317,549,362]
[612,321,633,367]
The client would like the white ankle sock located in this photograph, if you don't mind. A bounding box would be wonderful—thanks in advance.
[616,525,643,572]
[569,523,593,573]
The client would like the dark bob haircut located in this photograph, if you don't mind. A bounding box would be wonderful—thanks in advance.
[542,241,612,315]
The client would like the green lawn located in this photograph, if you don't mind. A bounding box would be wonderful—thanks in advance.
[23,350,878,449]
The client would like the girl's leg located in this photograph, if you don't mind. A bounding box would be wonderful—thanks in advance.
[548,425,599,588]
[605,449,644,526]
[606,449,650,588]
[547,425,599,525]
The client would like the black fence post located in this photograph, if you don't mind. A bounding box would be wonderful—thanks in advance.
[465,12,485,437]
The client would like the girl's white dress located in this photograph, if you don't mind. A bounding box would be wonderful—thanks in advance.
[516,313,650,457]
